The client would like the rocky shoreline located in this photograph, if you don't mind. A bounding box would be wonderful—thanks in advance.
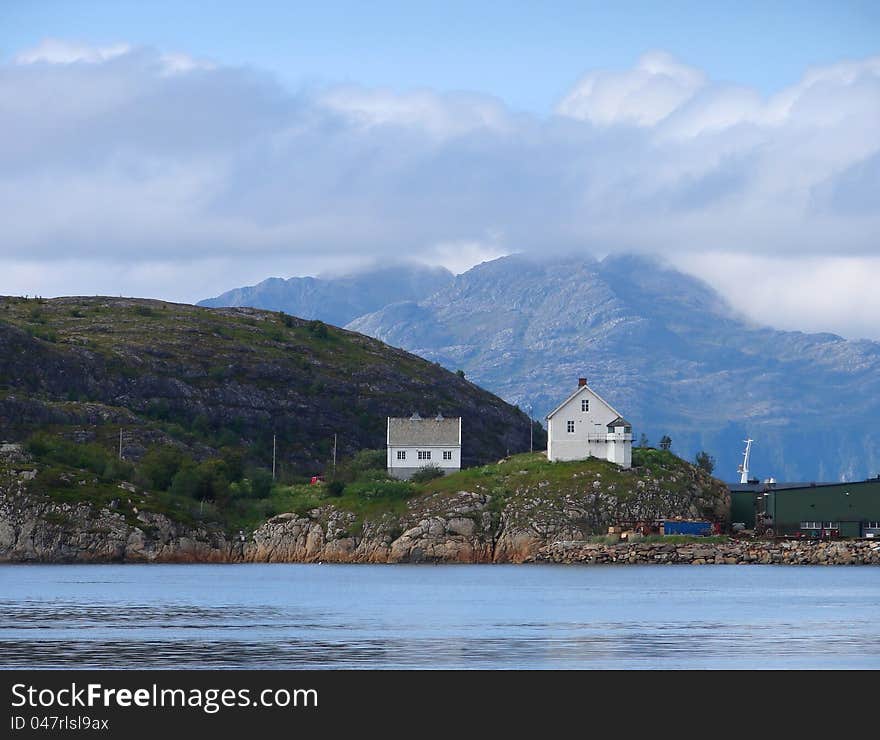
[3,486,880,564]
[530,538,880,565]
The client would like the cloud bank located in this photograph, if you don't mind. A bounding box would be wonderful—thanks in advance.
[1,40,878,338]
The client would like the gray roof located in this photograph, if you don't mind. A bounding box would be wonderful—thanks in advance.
[607,416,631,428]
[388,416,461,446]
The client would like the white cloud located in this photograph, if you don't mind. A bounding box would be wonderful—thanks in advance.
[0,42,878,339]
[676,253,880,341]
[557,51,706,126]
[14,38,132,65]
[316,87,512,137]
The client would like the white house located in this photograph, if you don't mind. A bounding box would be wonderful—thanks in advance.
[387,413,462,479]
[546,378,633,468]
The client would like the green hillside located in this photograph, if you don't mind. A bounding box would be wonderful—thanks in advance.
[0,296,542,532]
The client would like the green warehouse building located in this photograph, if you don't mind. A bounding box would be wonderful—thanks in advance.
[730,478,880,539]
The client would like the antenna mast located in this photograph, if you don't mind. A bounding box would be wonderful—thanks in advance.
[737,438,753,484]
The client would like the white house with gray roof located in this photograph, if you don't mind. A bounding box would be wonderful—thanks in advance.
[546,378,632,468]
[387,413,461,479]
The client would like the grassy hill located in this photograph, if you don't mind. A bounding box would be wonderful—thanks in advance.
[0,295,542,532]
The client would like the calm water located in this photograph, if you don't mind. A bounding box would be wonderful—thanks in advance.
[1,564,878,669]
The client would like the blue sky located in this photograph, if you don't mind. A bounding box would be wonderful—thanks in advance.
[2,0,878,112]
[0,2,878,339]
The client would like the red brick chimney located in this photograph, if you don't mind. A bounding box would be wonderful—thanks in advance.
[578,377,587,387]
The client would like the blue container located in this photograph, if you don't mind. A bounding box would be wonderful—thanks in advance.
[662,520,712,536]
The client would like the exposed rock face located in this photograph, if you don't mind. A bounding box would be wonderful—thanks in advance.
[0,449,741,564]
[2,482,878,565]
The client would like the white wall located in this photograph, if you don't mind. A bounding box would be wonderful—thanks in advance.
[387,445,461,471]
[547,386,632,468]
[547,387,618,461]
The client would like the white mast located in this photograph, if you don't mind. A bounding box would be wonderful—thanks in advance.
[737,438,753,484]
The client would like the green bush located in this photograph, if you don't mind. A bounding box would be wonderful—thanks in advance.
[307,320,328,338]
[138,445,186,491]
[26,433,131,480]
[249,469,274,499]
[344,479,414,501]
[169,460,231,502]
[169,465,207,500]
[333,448,387,484]
[326,480,345,497]
[411,464,445,483]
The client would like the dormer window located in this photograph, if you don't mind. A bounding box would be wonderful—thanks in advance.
[581,399,589,412]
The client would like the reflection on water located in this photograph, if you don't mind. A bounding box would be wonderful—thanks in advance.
[1,564,879,669]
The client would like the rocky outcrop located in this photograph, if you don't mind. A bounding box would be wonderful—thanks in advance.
[3,479,877,565]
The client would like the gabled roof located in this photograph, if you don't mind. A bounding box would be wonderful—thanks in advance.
[387,416,461,446]
[545,383,622,421]
[607,416,631,428]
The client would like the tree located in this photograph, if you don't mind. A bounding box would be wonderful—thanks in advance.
[659,435,672,451]
[456,369,466,379]
[695,451,716,475]
[639,433,649,448]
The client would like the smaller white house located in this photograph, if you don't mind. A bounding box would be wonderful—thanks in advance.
[546,378,633,468]
[387,413,462,480]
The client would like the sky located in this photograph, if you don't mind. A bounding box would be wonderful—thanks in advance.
[1,1,879,339]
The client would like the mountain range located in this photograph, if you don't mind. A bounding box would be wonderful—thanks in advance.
[201,254,880,482]
[198,264,454,327]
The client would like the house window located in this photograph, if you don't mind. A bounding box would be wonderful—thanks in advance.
[418,450,432,460]
[581,399,589,412]
[397,450,406,460]
[800,521,821,529]
[443,451,452,460]
[624,426,632,433]
[566,420,575,433]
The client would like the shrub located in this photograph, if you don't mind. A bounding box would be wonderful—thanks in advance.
[325,480,345,497]
[26,432,125,479]
[138,445,187,491]
[307,320,328,338]
[249,469,274,499]
[345,479,414,501]
[695,451,716,475]
[169,465,208,500]
[410,464,445,483]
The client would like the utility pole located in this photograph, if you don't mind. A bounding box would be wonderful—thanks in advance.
[272,434,277,481]
[332,434,337,473]
[118,428,123,460]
